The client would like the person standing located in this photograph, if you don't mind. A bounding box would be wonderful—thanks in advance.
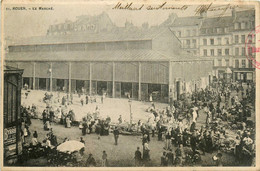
[82,121,88,136]
[113,127,119,145]
[86,154,96,167]
[134,147,142,166]
[158,125,163,141]
[101,95,103,104]
[66,117,71,128]
[190,132,197,153]
[166,149,174,166]
[118,115,122,124]
[165,130,171,150]
[31,133,38,146]
[80,98,84,106]
[101,151,108,167]
[85,95,89,105]
[143,142,150,166]
[161,151,168,166]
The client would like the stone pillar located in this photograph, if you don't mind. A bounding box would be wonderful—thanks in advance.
[89,62,92,95]
[112,62,115,98]
[50,63,53,92]
[138,62,141,101]
[68,62,72,94]
[168,61,172,103]
[33,62,36,90]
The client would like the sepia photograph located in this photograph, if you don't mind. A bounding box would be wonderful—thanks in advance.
[1,0,259,169]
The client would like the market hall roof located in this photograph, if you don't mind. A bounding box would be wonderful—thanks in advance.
[11,28,173,46]
[5,49,209,62]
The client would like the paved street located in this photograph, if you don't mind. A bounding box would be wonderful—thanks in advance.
[20,89,248,167]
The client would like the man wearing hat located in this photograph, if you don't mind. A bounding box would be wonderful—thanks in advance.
[113,127,119,145]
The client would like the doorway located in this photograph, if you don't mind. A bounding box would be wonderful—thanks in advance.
[39,78,47,90]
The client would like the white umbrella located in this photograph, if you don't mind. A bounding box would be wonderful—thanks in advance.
[57,140,85,153]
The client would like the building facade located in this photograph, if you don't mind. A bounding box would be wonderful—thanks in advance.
[5,14,213,103]
[161,9,256,82]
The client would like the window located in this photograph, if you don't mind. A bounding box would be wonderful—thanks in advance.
[235,60,239,68]
[217,49,222,56]
[235,48,239,55]
[225,49,229,55]
[248,47,253,55]
[249,61,253,68]
[235,35,239,43]
[203,49,207,56]
[248,35,253,43]
[217,28,220,33]
[224,28,228,33]
[241,22,246,29]
[242,60,246,68]
[235,23,240,29]
[210,39,214,45]
[241,35,245,43]
[218,60,222,66]
[186,30,190,37]
[186,40,190,47]
[225,59,230,67]
[225,38,229,45]
[192,39,196,47]
[210,49,214,56]
[217,38,221,45]
[242,47,245,56]
[203,39,207,45]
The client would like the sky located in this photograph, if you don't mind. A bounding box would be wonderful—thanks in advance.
[2,2,255,41]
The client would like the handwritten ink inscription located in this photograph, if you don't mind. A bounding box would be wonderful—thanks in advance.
[112,2,188,11]
[112,2,240,17]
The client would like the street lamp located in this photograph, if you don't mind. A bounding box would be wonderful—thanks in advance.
[128,99,132,128]
[48,64,52,92]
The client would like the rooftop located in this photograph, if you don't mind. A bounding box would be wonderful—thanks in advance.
[200,16,234,29]
[11,27,169,46]
[5,49,208,62]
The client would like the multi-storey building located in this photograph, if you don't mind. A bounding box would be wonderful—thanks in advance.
[161,13,203,56]
[162,9,255,82]
[231,10,256,82]
[199,15,234,80]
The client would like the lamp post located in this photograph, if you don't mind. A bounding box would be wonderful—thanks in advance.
[48,64,52,92]
[128,99,132,128]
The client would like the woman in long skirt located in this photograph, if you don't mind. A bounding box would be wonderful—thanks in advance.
[66,117,71,128]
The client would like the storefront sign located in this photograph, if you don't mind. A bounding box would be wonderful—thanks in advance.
[4,126,17,159]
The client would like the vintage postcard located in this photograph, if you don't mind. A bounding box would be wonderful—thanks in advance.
[1,0,259,170]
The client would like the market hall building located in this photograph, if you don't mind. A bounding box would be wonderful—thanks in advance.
[5,14,213,103]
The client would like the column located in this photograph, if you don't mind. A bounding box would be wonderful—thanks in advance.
[89,62,92,95]
[138,62,141,101]
[50,63,53,92]
[33,62,36,90]
[68,62,72,94]
[112,62,115,98]
[168,61,172,103]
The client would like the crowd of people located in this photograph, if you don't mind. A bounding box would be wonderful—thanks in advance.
[130,80,255,166]
[17,79,255,167]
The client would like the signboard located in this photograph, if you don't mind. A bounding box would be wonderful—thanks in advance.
[4,126,17,159]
